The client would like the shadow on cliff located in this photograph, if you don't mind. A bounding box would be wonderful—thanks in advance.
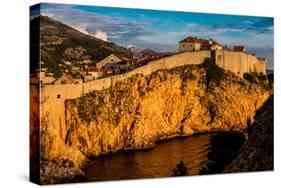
[200,95,273,175]
[199,131,245,175]
[224,95,273,172]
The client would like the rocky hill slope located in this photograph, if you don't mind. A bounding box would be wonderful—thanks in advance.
[225,95,273,172]
[30,16,132,74]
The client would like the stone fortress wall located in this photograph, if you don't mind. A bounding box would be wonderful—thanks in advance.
[41,50,212,104]
[41,50,266,104]
[213,50,266,78]
[37,50,267,143]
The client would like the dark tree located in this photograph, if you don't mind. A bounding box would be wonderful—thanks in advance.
[172,160,189,176]
[202,58,225,90]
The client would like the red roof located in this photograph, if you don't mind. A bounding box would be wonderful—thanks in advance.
[180,36,222,47]
[88,66,98,72]
[180,36,204,43]
[102,68,114,73]
[201,41,211,48]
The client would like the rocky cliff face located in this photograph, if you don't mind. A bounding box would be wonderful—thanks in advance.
[224,95,273,172]
[55,64,269,163]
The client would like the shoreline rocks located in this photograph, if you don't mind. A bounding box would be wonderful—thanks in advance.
[40,160,86,185]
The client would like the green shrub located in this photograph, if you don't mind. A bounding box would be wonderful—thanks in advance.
[243,73,258,84]
[202,58,225,88]
[243,72,270,90]
[53,70,63,78]
[73,72,81,79]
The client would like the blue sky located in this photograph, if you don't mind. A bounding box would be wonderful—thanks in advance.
[35,3,274,69]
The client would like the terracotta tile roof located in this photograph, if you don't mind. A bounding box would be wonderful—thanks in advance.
[88,66,98,72]
[180,36,222,47]
[102,68,114,73]
[180,36,203,43]
[201,41,211,48]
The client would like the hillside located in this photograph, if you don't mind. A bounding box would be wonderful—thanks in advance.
[140,48,162,55]
[30,15,132,74]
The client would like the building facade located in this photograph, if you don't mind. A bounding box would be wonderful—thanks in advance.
[179,36,224,52]
[96,54,125,70]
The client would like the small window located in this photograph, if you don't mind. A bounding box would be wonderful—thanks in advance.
[57,94,61,99]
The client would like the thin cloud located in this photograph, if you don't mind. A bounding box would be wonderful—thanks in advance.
[93,29,108,41]
[213,18,273,34]
[41,8,157,44]
[40,4,273,67]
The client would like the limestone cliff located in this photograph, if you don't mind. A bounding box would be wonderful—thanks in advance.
[45,63,270,165]
[224,95,273,172]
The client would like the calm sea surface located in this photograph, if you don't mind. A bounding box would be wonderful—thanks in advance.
[85,134,212,181]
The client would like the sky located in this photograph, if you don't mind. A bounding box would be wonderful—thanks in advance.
[35,3,274,69]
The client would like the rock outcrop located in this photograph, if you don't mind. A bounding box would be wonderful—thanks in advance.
[40,161,85,184]
[37,63,270,183]
[225,95,273,172]
[58,64,269,160]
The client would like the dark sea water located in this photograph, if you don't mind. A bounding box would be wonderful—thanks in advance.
[85,134,212,181]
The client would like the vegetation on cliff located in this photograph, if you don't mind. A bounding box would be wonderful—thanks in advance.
[201,58,225,89]
[243,72,269,90]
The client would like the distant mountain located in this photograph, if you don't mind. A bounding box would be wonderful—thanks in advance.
[140,48,161,55]
[30,15,132,74]
[140,48,175,56]
[128,46,142,56]
[128,47,172,57]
